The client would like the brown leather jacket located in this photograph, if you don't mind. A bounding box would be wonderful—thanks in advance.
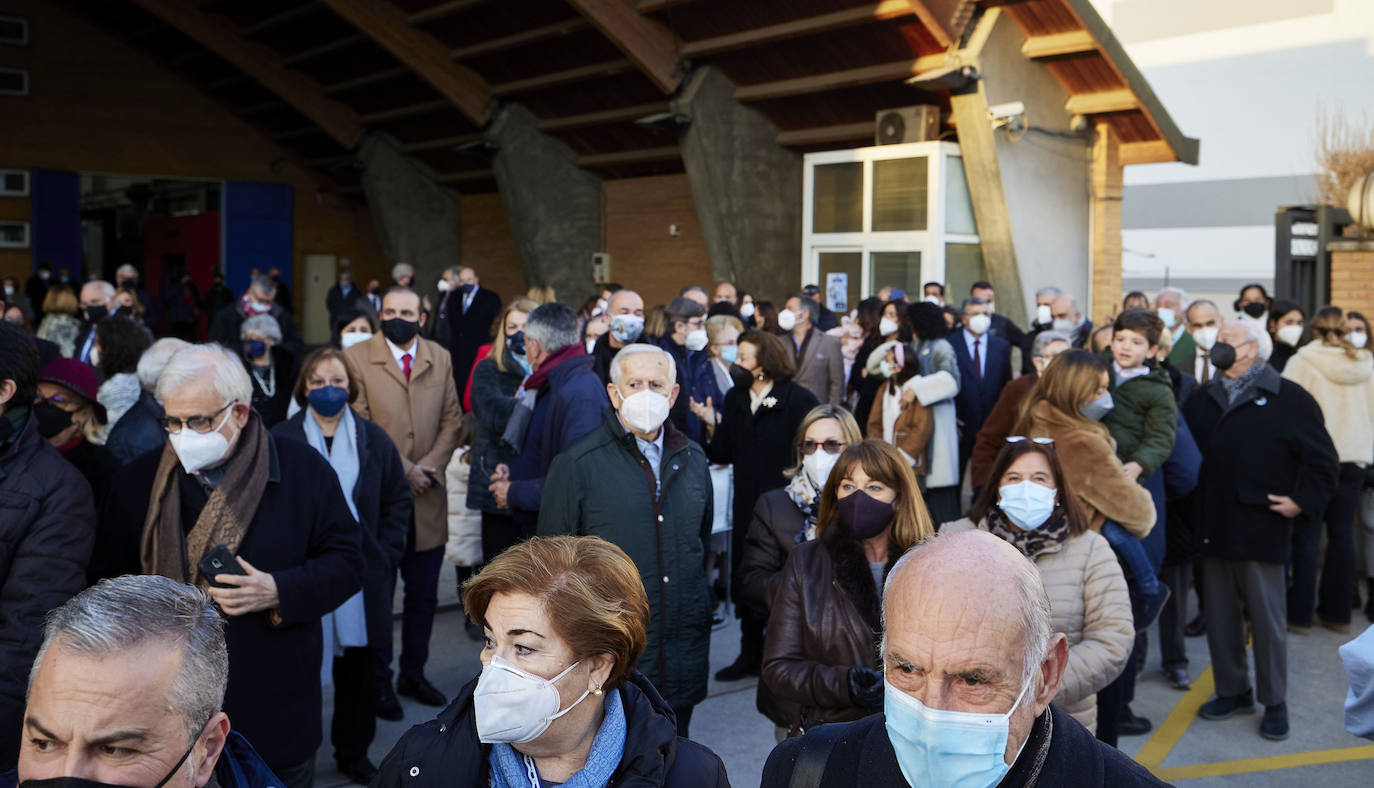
[760,526,895,733]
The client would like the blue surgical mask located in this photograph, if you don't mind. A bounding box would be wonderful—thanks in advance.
[1079,392,1114,422]
[610,314,644,344]
[1157,307,1176,329]
[307,385,350,417]
[885,676,1032,788]
[720,345,738,365]
[997,480,1057,530]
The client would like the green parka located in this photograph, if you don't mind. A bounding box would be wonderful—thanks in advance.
[1101,355,1178,478]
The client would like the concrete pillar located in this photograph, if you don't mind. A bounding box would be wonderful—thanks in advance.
[673,67,802,298]
[487,104,601,302]
[359,132,460,290]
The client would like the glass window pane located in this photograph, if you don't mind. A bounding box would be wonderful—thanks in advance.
[946,156,978,235]
[871,157,928,232]
[945,244,988,304]
[819,252,862,312]
[812,163,863,233]
[869,252,922,300]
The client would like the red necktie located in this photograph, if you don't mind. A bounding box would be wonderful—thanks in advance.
[402,352,412,382]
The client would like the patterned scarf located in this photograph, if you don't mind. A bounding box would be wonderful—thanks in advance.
[986,507,1070,559]
[784,471,822,541]
[1222,360,1267,405]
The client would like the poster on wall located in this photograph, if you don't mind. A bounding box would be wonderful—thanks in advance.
[826,272,848,312]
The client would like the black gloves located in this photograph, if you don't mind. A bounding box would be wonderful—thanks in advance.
[847,665,885,710]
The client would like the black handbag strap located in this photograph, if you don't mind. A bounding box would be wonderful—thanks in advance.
[787,722,849,788]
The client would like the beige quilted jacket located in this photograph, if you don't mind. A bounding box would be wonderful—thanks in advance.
[940,518,1133,733]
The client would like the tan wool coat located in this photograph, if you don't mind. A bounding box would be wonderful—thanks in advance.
[941,518,1134,734]
[346,333,463,552]
[1024,400,1156,537]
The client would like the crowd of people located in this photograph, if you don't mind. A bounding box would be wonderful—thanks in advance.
[3,260,1374,788]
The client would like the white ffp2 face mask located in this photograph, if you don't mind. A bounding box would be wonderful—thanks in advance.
[340,332,371,349]
[879,317,900,336]
[803,449,840,488]
[1276,324,1304,347]
[967,314,992,335]
[777,309,797,331]
[686,328,709,352]
[1350,331,1369,349]
[1193,326,1219,351]
[618,388,671,434]
[739,302,755,319]
[168,407,235,475]
[474,655,589,744]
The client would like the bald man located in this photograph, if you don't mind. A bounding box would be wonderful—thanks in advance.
[444,266,502,398]
[762,530,1165,787]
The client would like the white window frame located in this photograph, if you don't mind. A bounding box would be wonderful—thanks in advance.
[802,141,979,298]
[0,67,28,96]
[0,15,28,47]
[0,169,29,197]
[0,220,30,249]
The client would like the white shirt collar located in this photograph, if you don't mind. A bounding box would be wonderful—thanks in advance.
[1113,360,1151,382]
[748,381,775,414]
[617,412,664,453]
[385,336,418,364]
[962,328,985,349]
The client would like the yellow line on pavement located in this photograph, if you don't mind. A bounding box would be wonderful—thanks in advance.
[1155,746,1374,781]
[1135,666,1215,769]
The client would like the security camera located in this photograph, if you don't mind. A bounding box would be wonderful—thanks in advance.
[987,101,1025,120]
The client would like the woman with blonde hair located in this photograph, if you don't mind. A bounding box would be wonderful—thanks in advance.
[1013,349,1155,538]
[37,285,81,357]
[762,439,935,737]
[1282,306,1374,627]
[376,535,729,787]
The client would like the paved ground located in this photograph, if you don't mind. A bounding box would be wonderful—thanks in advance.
[311,579,1374,787]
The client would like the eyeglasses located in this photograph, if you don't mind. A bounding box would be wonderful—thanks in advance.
[159,402,233,434]
[1006,436,1054,445]
[800,439,847,455]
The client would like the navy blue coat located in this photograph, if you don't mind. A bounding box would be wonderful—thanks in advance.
[688,356,729,445]
[761,704,1165,787]
[657,334,700,438]
[375,671,729,787]
[0,411,96,771]
[273,408,411,646]
[104,390,165,465]
[949,329,1013,465]
[109,431,365,769]
[506,353,609,531]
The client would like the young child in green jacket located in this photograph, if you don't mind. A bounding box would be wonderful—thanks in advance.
[1099,308,1178,629]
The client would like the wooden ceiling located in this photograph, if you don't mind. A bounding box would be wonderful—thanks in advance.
[57,0,1195,197]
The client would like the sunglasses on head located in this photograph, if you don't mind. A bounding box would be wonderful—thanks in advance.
[1006,436,1054,445]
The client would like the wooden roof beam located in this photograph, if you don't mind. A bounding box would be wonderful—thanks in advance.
[565,0,683,93]
[1120,140,1176,166]
[1021,30,1096,60]
[406,0,490,25]
[577,146,680,168]
[435,169,496,185]
[735,56,947,102]
[319,0,493,126]
[776,122,876,147]
[359,99,451,125]
[1065,89,1139,115]
[682,1,913,57]
[450,19,590,60]
[906,1,954,48]
[637,0,694,12]
[127,0,363,149]
[324,66,411,95]
[239,4,317,36]
[490,59,633,97]
[283,34,367,65]
[401,134,485,153]
[538,101,671,132]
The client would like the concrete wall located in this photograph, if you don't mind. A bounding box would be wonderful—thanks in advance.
[977,13,1093,316]
[0,0,386,309]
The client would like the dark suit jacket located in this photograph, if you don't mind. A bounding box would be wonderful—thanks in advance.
[990,312,1026,351]
[326,283,364,322]
[949,329,1012,464]
[447,286,502,401]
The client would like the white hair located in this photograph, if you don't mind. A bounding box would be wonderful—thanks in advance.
[116,264,138,279]
[1225,318,1272,361]
[83,280,116,303]
[30,575,227,742]
[1031,330,1071,359]
[240,314,282,342]
[609,343,677,387]
[882,537,1054,689]
[138,338,191,393]
[248,275,276,298]
[155,344,253,406]
[392,262,415,281]
[1035,286,1062,299]
[1157,286,1190,309]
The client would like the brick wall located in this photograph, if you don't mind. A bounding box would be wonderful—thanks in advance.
[1329,244,1374,317]
[602,174,713,308]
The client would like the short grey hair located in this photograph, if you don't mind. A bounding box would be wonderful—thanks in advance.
[1224,318,1272,361]
[391,262,415,281]
[240,314,282,343]
[137,338,191,393]
[787,293,819,324]
[1034,286,1062,300]
[524,302,579,355]
[1031,330,1071,359]
[30,575,227,742]
[1185,298,1219,323]
[882,537,1054,689]
[116,264,138,280]
[156,344,253,406]
[961,296,988,312]
[249,274,276,298]
[83,280,116,303]
[609,343,676,387]
[1156,286,1190,309]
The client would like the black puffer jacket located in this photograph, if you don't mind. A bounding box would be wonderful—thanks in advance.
[0,410,96,770]
[465,348,525,514]
[375,670,731,787]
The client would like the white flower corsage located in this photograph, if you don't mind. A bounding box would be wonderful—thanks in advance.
[761,396,778,408]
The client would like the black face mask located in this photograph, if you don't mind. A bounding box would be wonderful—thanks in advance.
[20,729,199,788]
[1210,342,1237,372]
[507,330,526,356]
[380,317,420,346]
[1242,302,1267,319]
[114,306,134,319]
[84,305,108,323]
[729,363,756,391]
[34,401,73,439]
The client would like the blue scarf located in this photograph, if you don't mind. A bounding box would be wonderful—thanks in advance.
[302,406,360,521]
[488,690,626,788]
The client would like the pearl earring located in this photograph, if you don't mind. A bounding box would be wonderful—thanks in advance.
[593,686,603,696]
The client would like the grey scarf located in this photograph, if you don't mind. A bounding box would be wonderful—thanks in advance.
[1222,361,1267,405]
